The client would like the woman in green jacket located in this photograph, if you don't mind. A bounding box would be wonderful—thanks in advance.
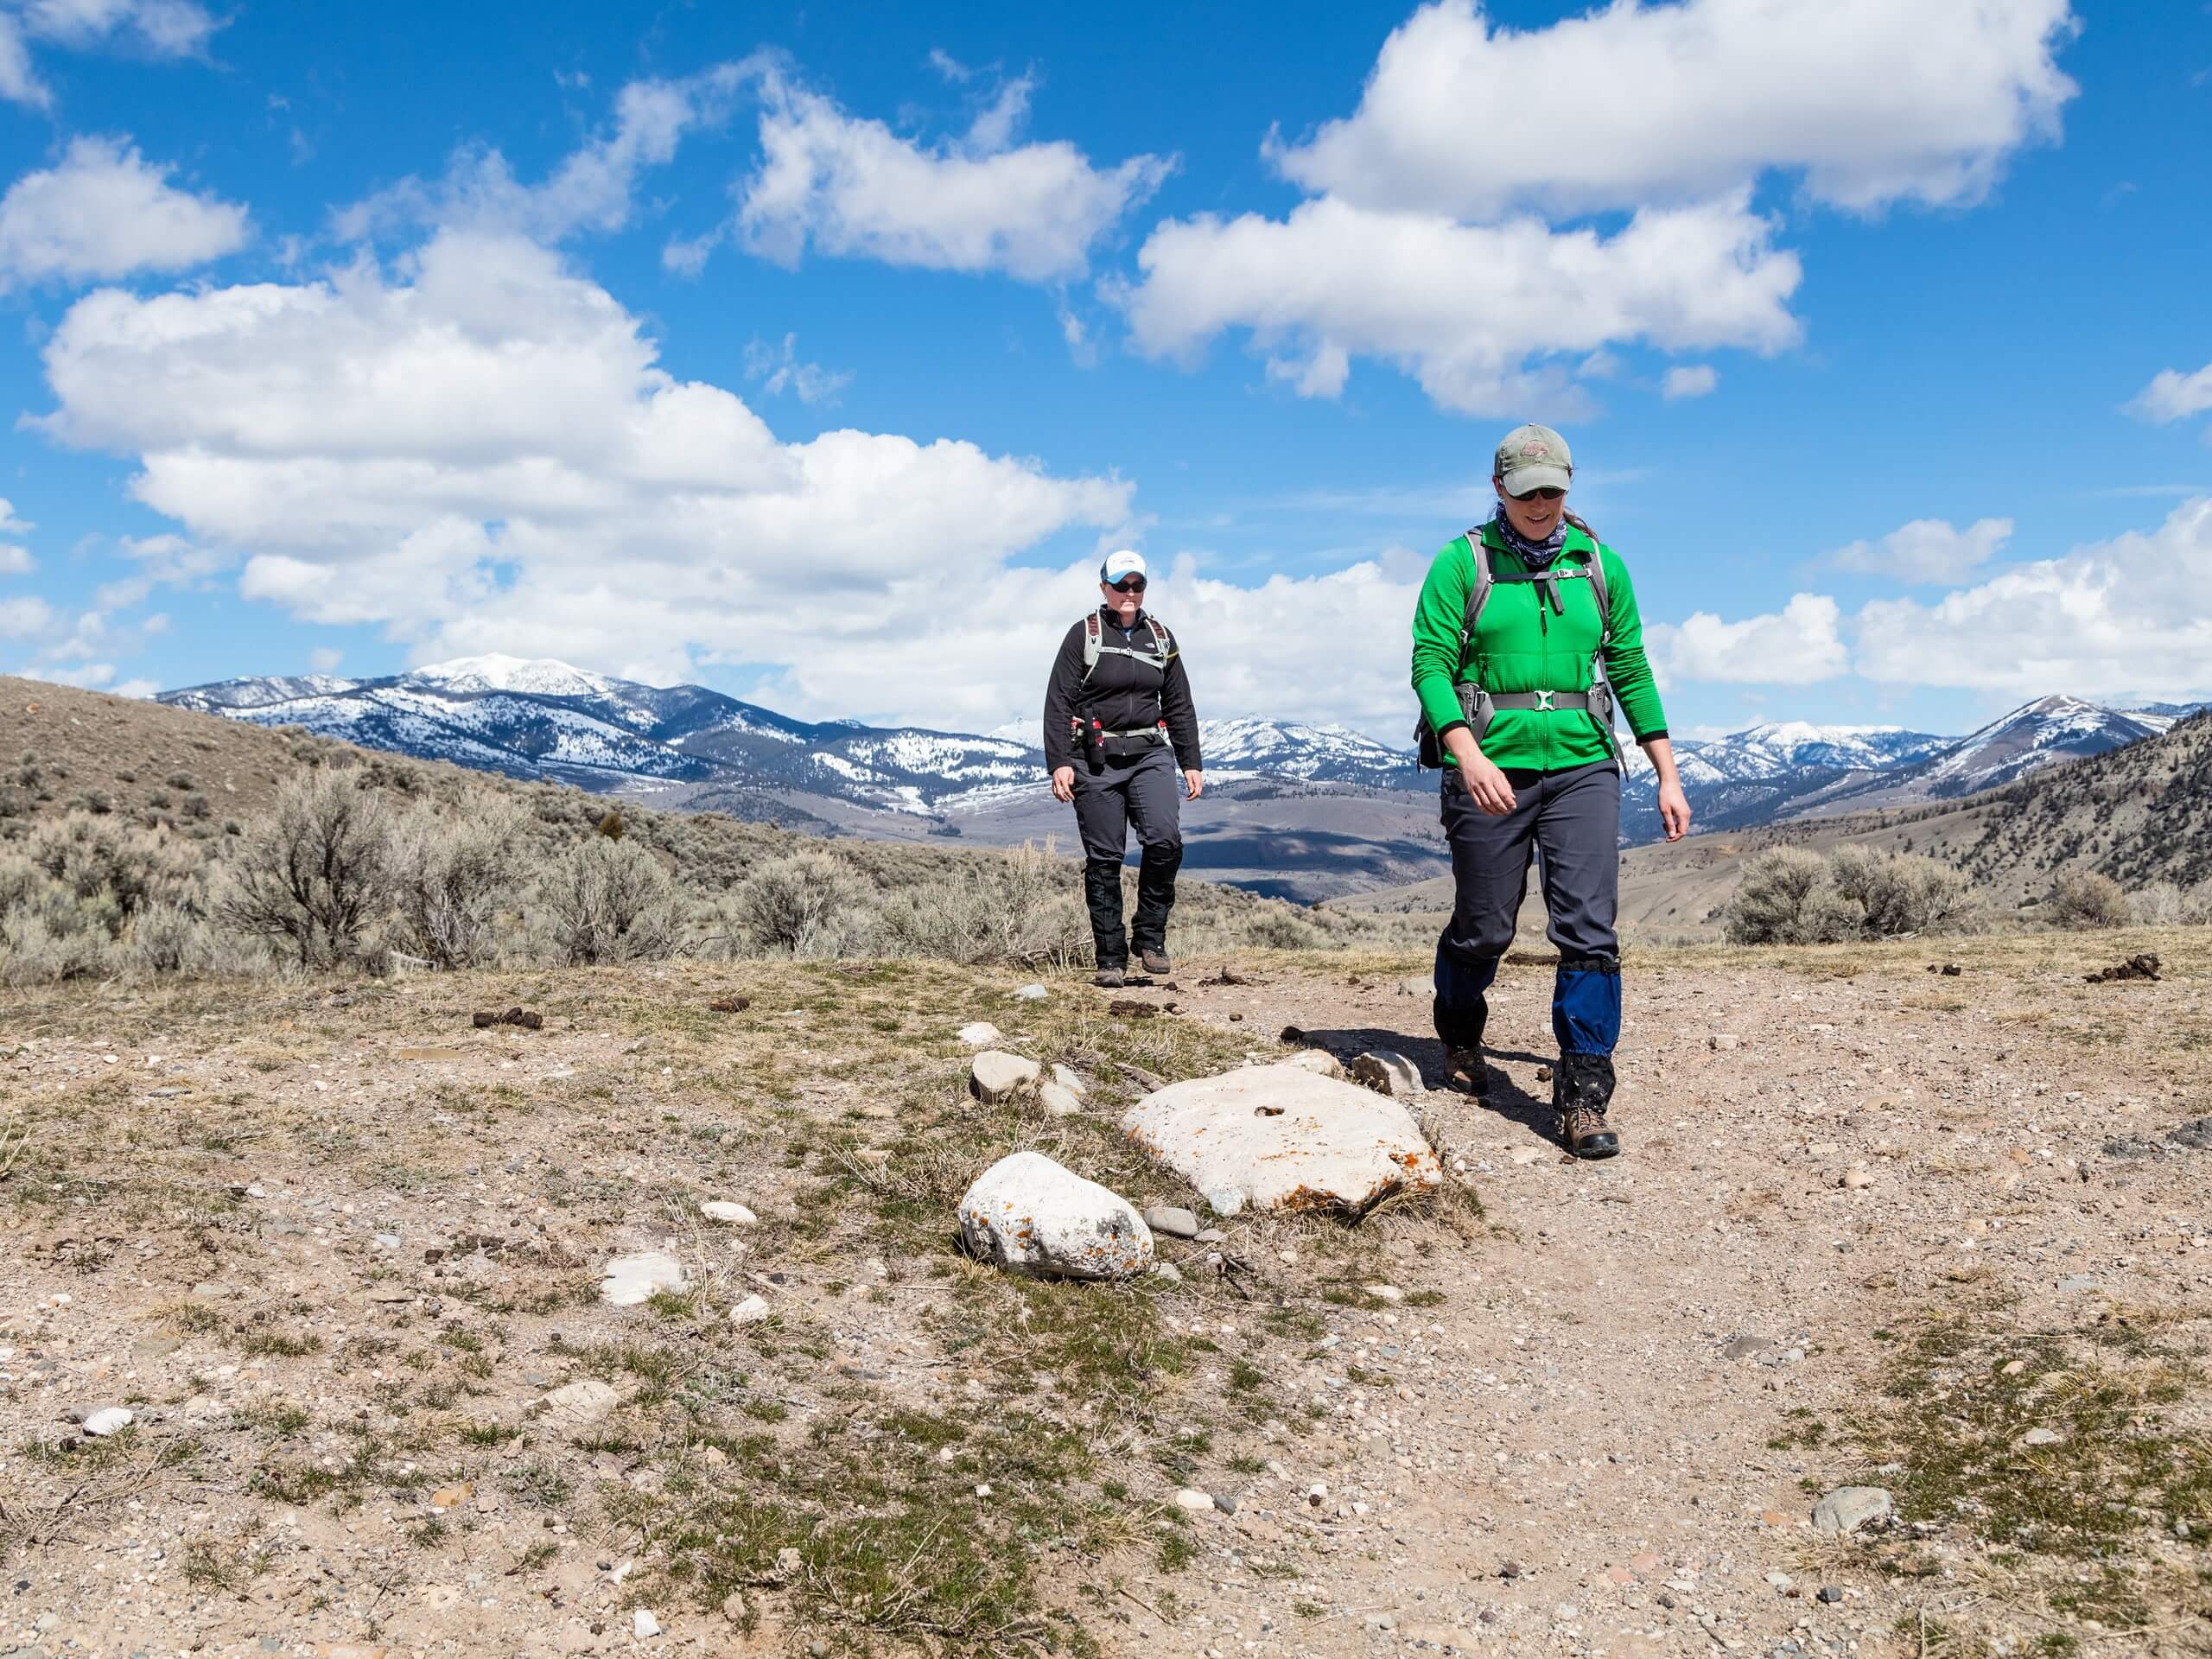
[1410,423,1690,1158]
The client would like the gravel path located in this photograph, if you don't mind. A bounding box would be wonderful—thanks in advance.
[1103,942,2212,1657]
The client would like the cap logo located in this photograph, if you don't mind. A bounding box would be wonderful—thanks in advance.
[1521,441,1548,457]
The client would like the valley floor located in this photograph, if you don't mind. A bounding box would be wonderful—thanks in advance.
[3,932,2209,1657]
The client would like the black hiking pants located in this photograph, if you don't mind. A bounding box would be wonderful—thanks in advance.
[1434,759,1623,1059]
[1070,744,1182,967]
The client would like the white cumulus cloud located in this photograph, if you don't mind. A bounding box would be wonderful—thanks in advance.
[35,229,1138,721]
[1648,593,1847,685]
[735,64,1173,282]
[1270,0,2078,219]
[1121,192,1799,416]
[1853,497,2212,699]
[2128,360,2212,427]
[0,135,245,287]
[1661,365,1718,400]
[0,1,223,109]
[1828,517,2013,585]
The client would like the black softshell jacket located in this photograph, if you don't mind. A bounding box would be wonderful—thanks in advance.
[1041,608,1203,773]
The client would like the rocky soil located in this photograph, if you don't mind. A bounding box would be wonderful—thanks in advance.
[3,931,2209,1658]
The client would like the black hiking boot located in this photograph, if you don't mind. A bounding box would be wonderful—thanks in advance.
[1553,1053,1620,1160]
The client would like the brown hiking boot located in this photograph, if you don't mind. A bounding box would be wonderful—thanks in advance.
[1443,1046,1487,1096]
[1554,1053,1620,1159]
[1093,966,1126,988]
[1139,947,1172,976]
[1560,1103,1619,1159]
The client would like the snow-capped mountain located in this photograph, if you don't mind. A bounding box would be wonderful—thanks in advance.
[1906,695,2172,798]
[161,661,2186,848]
[1197,718,1421,785]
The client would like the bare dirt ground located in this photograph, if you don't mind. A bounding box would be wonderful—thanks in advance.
[3,931,2209,1659]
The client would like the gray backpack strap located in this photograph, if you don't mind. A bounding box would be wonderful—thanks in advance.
[1460,531,1493,658]
[1578,533,1620,758]
[1081,612,1101,682]
[1147,616,1173,659]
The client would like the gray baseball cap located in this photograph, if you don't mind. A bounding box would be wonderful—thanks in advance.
[1494,423,1573,495]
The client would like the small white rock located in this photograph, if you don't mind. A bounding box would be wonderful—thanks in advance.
[957,1022,1004,1048]
[1013,984,1049,1001]
[600,1250,688,1307]
[699,1200,757,1225]
[1346,1050,1422,1099]
[1174,1488,1216,1512]
[1037,1082,1084,1118]
[1051,1063,1087,1096]
[730,1294,772,1325]
[969,1050,1042,1103]
[632,1608,661,1638]
[543,1379,620,1429]
[82,1407,133,1437]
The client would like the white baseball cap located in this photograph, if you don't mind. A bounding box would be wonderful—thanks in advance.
[1100,549,1148,586]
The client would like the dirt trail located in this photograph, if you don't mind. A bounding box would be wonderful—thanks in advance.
[1101,942,2212,1657]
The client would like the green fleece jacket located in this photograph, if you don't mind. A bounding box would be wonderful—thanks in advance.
[1409,520,1668,772]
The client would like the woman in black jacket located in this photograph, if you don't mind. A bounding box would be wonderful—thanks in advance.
[1041,550,1205,986]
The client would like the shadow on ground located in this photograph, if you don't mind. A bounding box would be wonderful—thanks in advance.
[1290,1025,1559,1141]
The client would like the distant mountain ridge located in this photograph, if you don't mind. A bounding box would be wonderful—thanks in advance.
[162,657,2202,852]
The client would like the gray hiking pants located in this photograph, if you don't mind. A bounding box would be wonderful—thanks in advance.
[1070,744,1183,963]
[1434,760,1623,1058]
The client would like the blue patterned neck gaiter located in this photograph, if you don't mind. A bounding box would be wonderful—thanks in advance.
[1491,502,1567,569]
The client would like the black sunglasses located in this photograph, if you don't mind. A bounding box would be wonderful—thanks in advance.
[1109,576,1147,593]
[1513,486,1567,502]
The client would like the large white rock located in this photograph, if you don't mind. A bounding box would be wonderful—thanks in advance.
[600,1250,688,1306]
[957,1152,1154,1281]
[1122,1064,1443,1217]
[969,1051,1042,1103]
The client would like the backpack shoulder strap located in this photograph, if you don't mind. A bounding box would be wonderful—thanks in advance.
[1581,539,1611,645]
[1082,612,1102,680]
[1146,615,1173,658]
[1460,530,1494,654]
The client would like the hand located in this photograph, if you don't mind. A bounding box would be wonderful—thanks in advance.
[1051,766,1076,804]
[1657,779,1692,842]
[1183,769,1205,801]
[1443,729,1516,815]
[1459,755,1517,815]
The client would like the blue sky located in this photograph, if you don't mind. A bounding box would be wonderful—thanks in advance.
[2,0,2209,744]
